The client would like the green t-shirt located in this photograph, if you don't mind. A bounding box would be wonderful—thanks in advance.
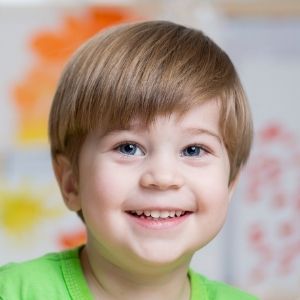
[0,248,259,300]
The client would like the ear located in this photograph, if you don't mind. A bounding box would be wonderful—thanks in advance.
[52,155,81,212]
[228,172,241,202]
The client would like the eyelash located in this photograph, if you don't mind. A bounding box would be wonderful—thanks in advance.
[181,144,210,157]
[114,142,211,157]
[114,141,145,156]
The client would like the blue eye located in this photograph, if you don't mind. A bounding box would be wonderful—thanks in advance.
[117,143,144,156]
[182,145,205,157]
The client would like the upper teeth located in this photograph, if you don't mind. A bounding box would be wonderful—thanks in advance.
[132,210,185,218]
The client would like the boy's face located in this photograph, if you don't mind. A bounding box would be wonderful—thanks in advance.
[62,100,236,269]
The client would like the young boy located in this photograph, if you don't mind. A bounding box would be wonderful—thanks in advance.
[0,20,258,299]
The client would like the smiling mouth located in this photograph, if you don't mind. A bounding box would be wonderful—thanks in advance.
[126,210,191,220]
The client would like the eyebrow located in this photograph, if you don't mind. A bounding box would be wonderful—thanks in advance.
[183,128,222,144]
[105,126,222,144]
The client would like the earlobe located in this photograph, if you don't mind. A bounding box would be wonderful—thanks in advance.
[52,155,81,212]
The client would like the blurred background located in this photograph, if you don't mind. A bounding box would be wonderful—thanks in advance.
[0,0,299,299]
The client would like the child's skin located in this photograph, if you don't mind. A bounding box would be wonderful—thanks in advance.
[54,99,238,300]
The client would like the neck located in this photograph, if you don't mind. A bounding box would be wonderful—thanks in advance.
[80,245,191,300]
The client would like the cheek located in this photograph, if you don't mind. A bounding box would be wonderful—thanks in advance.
[194,167,231,212]
[206,183,230,228]
[195,180,230,239]
[79,161,136,210]
[80,173,115,209]
[201,186,230,215]
[78,169,125,232]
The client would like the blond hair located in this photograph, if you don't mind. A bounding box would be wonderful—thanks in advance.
[49,20,253,183]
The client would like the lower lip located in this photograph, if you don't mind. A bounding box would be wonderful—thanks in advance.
[126,213,191,230]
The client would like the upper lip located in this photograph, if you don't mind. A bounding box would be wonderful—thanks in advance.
[124,207,195,212]
[123,198,196,213]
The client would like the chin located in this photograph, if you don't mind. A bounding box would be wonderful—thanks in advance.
[132,246,193,270]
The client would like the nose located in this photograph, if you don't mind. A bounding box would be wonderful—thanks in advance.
[139,156,184,191]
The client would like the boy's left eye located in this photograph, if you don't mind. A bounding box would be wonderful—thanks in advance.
[116,143,144,156]
[181,145,207,157]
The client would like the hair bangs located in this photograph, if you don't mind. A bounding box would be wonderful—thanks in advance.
[71,21,233,135]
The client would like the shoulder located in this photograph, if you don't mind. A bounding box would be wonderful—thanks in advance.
[189,269,260,300]
[0,247,79,280]
[0,248,80,299]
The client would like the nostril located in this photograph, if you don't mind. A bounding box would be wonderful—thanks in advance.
[140,169,184,190]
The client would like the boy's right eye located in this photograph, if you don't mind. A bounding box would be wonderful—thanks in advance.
[116,143,144,156]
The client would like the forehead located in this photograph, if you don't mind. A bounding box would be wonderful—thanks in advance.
[97,99,221,137]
